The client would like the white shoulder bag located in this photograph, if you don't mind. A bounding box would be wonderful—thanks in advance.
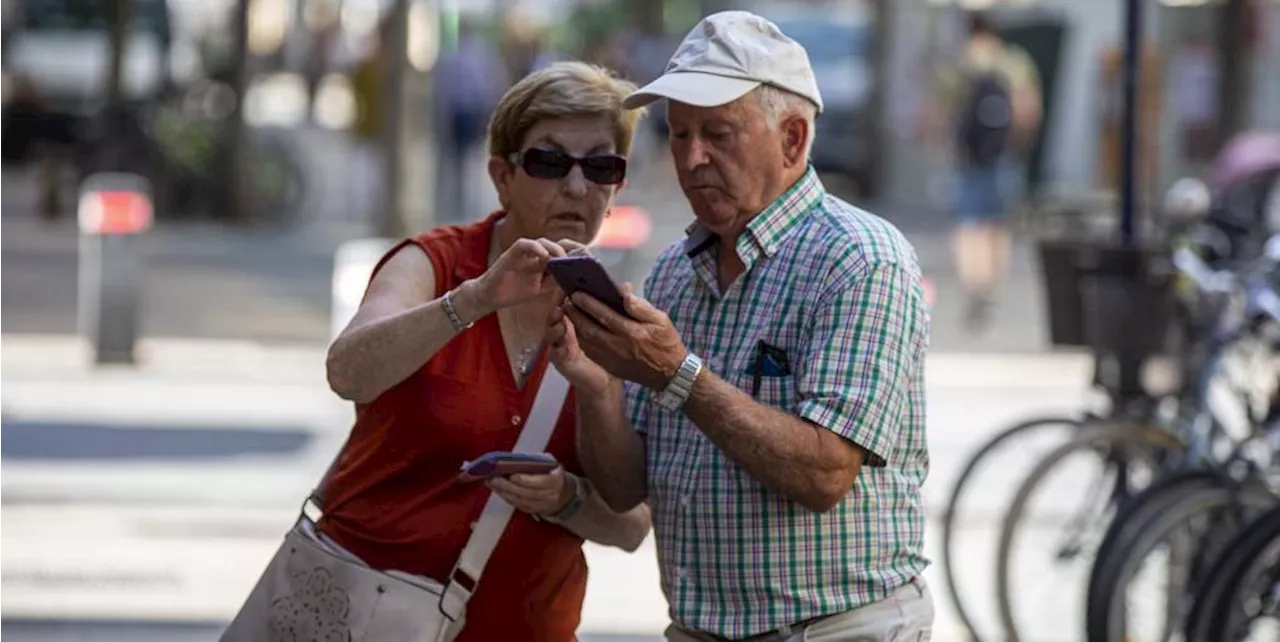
[220,369,571,642]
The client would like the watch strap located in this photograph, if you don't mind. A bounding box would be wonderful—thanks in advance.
[545,473,586,523]
[657,352,703,410]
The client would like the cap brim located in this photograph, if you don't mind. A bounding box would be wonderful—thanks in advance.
[623,72,761,110]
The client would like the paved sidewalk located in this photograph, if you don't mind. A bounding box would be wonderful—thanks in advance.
[1,333,1103,641]
[1,333,1095,510]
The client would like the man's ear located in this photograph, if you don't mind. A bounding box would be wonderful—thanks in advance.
[780,114,809,168]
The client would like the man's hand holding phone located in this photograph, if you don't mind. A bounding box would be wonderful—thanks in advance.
[560,283,690,393]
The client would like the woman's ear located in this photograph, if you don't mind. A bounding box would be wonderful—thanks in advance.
[488,155,515,208]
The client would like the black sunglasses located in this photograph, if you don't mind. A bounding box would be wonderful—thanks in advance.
[509,148,627,186]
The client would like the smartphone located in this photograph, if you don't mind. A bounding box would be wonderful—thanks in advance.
[458,451,559,482]
[546,256,629,317]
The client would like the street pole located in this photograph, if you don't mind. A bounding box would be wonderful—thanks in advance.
[699,0,733,15]
[1118,0,1142,248]
[1215,0,1248,149]
[0,0,13,59]
[638,0,664,36]
[379,0,411,239]
[415,1,441,231]
[80,0,151,366]
[866,0,892,200]
[226,0,252,223]
[105,0,128,113]
[95,0,131,174]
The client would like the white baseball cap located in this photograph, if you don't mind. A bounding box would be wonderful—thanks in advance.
[623,11,824,115]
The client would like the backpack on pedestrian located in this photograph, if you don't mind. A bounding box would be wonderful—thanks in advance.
[955,71,1013,168]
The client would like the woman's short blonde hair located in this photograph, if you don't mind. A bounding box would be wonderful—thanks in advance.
[487,61,644,160]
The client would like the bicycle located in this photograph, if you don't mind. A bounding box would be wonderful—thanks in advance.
[939,233,1181,642]
[1184,501,1280,642]
[1081,237,1280,642]
[938,414,1088,641]
[938,198,1175,642]
[990,232,1279,641]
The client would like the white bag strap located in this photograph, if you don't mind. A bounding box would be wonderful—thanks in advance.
[307,369,568,508]
[305,367,570,620]
[439,368,570,620]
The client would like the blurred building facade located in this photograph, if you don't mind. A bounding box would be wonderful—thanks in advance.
[882,0,1280,217]
[5,0,1278,229]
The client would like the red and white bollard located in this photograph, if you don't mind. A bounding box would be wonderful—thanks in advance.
[77,172,154,365]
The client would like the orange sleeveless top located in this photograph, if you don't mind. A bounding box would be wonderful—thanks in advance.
[318,212,586,642]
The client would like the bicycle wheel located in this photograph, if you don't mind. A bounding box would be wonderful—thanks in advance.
[1185,503,1280,642]
[994,422,1184,642]
[1087,478,1277,642]
[1082,468,1225,632]
[938,415,1083,642]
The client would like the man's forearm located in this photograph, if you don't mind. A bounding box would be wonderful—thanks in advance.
[682,370,856,512]
[576,381,648,512]
[558,480,650,552]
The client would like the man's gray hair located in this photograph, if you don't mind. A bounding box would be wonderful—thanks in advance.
[752,84,818,158]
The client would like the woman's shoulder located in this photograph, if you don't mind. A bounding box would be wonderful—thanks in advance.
[403,215,495,277]
[410,216,488,251]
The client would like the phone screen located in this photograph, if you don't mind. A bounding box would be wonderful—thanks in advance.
[547,256,629,317]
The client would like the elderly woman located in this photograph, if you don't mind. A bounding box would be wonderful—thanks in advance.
[321,62,651,641]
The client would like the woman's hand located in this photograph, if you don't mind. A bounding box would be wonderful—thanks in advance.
[547,296,616,396]
[555,238,591,256]
[473,238,566,310]
[487,465,575,517]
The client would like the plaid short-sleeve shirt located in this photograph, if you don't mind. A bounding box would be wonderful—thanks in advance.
[625,168,931,638]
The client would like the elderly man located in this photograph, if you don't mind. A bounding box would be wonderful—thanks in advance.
[546,11,932,642]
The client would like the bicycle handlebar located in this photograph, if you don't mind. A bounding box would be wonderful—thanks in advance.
[1172,239,1280,323]
[1172,247,1238,295]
